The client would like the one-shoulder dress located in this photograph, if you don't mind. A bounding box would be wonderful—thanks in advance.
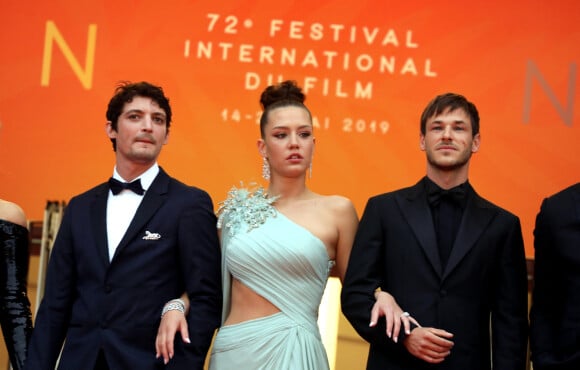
[209,186,333,370]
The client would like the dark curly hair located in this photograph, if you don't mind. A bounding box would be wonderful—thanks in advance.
[106,81,172,151]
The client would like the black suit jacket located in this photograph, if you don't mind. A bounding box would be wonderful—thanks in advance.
[25,168,222,370]
[341,178,528,370]
[530,182,580,370]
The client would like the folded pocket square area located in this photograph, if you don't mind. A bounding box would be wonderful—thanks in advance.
[142,230,161,240]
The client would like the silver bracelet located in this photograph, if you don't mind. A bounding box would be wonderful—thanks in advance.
[161,298,185,318]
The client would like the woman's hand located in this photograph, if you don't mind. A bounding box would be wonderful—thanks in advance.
[155,300,190,364]
[369,290,421,343]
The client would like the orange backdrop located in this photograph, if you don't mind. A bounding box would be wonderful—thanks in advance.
[1,0,579,257]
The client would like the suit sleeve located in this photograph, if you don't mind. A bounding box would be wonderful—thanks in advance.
[172,189,222,370]
[341,197,402,351]
[491,214,529,370]
[25,202,76,370]
[529,198,561,367]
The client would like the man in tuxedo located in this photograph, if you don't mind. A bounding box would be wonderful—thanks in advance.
[341,93,529,369]
[25,81,222,370]
[530,182,580,370]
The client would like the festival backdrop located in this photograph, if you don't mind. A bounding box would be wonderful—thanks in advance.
[1,0,579,257]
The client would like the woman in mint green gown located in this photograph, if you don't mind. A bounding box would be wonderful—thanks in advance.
[204,81,358,369]
[210,185,338,369]
[157,80,358,369]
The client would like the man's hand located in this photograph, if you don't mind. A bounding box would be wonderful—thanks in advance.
[403,327,454,363]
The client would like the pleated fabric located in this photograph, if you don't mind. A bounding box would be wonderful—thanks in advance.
[212,188,332,370]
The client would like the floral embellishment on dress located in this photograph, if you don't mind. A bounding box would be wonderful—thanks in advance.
[217,183,279,236]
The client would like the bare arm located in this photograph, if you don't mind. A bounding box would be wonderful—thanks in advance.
[0,200,27,227]
[332,196,358,282]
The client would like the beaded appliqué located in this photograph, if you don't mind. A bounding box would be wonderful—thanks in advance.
[217,184,279,237]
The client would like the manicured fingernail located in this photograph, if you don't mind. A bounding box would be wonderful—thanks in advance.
[185,337,191,343]
[369,321,375,327]
[394,336,398,343]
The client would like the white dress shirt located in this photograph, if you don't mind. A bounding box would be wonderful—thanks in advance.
[106,164,159,261]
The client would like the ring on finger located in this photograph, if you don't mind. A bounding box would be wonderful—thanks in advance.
[401,311,410,318]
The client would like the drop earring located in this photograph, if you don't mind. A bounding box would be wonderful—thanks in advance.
[262,157,270,180]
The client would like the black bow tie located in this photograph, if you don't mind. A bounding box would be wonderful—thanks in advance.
[427,184,466,207]
[108,177,145,195]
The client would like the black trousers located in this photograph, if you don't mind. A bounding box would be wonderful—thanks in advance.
[94,350,110,370]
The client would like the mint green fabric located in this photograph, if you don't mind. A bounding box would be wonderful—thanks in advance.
[211,187,333,370]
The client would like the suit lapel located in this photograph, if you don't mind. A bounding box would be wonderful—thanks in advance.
[90,183,111,267]
[442,190,496,281]
[398,180,443,277]
[111,169,170,262]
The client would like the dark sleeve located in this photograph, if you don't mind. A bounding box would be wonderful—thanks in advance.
[529,198,561,367]
[491,215,529,370]
[171,189,222,370]
[340,197,403,351]
[25,204,76,370]
[0,224,33,370]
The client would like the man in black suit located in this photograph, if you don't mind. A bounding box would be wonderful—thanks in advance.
[341,93,529,369]
[25,81,222,370]
[530,182,580,370]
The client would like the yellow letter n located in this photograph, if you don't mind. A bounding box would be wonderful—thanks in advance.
[41,20,97,90]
